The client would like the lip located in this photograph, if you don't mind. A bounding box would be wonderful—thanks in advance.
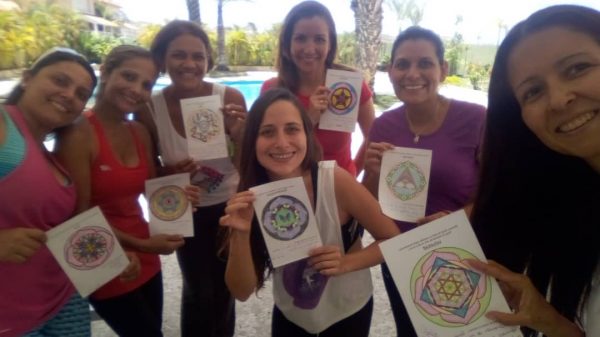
[556,109,598,133]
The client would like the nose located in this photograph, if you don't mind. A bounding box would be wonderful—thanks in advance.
[405,64,420,80]
[547,80,575,112]
[273,130,289,147]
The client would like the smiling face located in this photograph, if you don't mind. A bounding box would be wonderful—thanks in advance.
[388,39,448,105]
[165,33,209,91]
[101,57,157,113]
[290,16,330,75]
[509,27,600,166]
[19,61,93,130]
[256,100,307,180]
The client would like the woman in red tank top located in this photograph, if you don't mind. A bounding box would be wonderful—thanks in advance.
[55,45,197,337]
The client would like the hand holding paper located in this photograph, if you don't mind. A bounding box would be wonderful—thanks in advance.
[219,190,256,233]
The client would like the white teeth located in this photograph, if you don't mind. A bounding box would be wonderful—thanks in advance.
[271,153,293,159]
[51,101,67,113]
[404,85,425,90]
[558,110,597,133]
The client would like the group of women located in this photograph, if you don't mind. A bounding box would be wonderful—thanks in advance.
[0,1,598,337]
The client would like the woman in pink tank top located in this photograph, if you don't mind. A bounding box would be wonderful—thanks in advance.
[0,48,96,337]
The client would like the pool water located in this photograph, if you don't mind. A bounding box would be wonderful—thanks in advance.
[86,77,264,110]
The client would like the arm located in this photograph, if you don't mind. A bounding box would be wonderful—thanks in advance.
[219,191,259,301]
[354,97,375,174]
[54,119,94,213]
[309,167,400,276]
[0,228,47,263]
[468,260,585,337]
[222,87,247,170]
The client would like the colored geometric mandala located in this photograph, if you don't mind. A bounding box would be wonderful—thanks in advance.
[386,161,427,201]
[261,195,309,241]
[64,226,114,270]
[328,81,357,115]
[150,185,189,221]
[410,247,491,327]
[188,108,220,142]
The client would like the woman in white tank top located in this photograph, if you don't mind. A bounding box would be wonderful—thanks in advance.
[135,20,247,337]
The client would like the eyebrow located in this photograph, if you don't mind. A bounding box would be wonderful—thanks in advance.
[514,51,589,91]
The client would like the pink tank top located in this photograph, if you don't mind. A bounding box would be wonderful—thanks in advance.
[0,105,76,337]
[85,112,160,300]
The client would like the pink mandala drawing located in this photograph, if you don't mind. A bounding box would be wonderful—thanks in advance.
[64,226,115,270]
[410,247,492,327]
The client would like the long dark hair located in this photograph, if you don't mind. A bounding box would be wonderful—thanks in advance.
[6,47,97,104]
[238,88,321,288]
[471,5,600,335]
[274,1,349,93]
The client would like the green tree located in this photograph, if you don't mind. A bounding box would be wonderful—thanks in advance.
[249,25,279,66]
[137,24,162,49]
[226,27,251,66]
[337,32,357,67]
[78,32,123,64]
[445,15,467,76]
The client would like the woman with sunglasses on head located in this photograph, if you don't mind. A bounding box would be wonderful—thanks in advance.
[0,47,96,337]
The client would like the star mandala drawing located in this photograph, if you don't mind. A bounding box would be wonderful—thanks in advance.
[328,82,357,115]
[411,248,492,327]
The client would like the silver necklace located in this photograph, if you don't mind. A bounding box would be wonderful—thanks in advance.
[405,98,443,144]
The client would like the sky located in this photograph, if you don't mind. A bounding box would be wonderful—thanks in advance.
[118,0,600,45]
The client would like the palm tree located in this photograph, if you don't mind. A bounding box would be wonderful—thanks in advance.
[385,0,424,28]
[216,0,228,70]
[186,0,201,23]
[350,0,383,92]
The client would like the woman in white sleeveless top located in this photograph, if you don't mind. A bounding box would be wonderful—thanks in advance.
[135,20,246,337]
[220,88,400,336]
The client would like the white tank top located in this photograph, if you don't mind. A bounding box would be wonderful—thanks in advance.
[272,161,373,333]
[150,83,239,206]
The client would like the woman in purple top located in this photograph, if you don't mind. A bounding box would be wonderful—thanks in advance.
[362,27,486,337]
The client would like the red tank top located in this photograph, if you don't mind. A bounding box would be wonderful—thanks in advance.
[86,112,160,300]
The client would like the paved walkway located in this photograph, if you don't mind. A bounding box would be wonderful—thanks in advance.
[91,233,397,337]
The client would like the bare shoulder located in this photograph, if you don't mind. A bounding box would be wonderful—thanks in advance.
[333,166,359,193]
[57,115,92,143]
